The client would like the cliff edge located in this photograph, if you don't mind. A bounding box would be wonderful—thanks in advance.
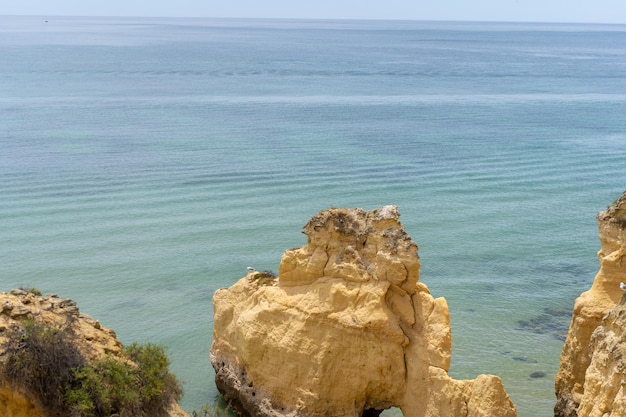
[210,206,516,417]
[0,289,189,417]
[555,191,626,417]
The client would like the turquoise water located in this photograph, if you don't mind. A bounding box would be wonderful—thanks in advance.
[1,16,626,416]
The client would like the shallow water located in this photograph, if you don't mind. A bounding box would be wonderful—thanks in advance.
[1,16,626,416]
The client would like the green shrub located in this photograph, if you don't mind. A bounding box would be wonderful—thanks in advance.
[18,286,43,296]
[125,342,183,417]
[251,270,278,286]
[67,356,142,417]
[66,365,108,417]
[66,344,182,417]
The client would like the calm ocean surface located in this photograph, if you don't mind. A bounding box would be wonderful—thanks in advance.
[1,16,626,416]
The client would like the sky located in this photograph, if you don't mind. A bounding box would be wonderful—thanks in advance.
[1,0,626,24]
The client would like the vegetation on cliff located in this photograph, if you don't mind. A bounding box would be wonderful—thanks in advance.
[605,191,626,228]
[0,318,182,417]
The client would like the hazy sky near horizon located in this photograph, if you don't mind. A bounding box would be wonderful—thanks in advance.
[2,0,626,24]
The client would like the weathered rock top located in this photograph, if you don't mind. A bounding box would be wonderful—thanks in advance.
[0,289,122,362]
[598,191,626,227]
[211,206,517,417]
[279,205,419,292]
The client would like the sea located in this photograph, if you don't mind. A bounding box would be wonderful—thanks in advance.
[1,15,626,417]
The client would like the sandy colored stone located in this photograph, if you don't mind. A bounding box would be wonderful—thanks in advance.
[0,290,189,417]
[0,292,123,362]
[555,191,626,417]
[575,294,626,417]
[211,206,516,417]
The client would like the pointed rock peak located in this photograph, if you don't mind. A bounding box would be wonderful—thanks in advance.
[281,206,419,289]
[599,190,626,228]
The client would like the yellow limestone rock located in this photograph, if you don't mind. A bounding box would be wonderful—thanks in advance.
[210,206,516,417]
[555,191,626,417]
[576,294,626,417]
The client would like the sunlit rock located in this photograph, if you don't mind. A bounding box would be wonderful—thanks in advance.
[211,206,516,417]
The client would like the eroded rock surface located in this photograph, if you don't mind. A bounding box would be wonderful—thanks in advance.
[211,206,516,417]
[555,191,626,417]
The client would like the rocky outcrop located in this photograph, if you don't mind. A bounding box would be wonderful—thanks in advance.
[0,289,189,417]
[210,206,517,417]
[0,289,123,360]
[555,191,626,417]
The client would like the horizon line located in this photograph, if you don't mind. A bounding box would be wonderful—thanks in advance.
[2,14,626,26]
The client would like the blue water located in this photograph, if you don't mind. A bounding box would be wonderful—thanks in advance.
[1,16,626,417]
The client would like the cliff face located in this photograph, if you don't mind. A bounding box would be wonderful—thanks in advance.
[0,289,189,417]
[555,191,626,417]
[210,206,517,417]
[576,294,626,417]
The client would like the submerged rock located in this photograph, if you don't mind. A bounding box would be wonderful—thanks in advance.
[555,191,626,417]
[210,206,517,417]
[516,307,571,341]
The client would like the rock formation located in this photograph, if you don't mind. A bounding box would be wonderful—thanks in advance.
[555,191,626,417]
[0,289,189,417]
[210,206,517,417]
